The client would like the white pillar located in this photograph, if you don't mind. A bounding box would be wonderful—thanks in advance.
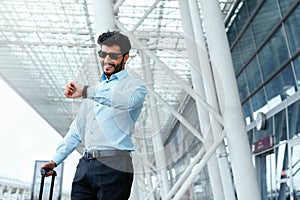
[199,0,261,199]
[178,0,225,199]
[141,45,170,199]
[92,0,115,37]
[188,0,236,199]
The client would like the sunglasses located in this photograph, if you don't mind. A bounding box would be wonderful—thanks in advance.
[98,50,123,60]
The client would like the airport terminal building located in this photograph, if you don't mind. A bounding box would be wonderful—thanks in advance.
[0,0,299,199]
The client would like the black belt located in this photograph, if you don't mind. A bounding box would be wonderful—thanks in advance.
[83,149,131,160]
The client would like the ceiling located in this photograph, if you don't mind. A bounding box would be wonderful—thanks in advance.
[0,0,236,148]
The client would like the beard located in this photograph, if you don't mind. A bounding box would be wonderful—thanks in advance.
[102,57,124,77]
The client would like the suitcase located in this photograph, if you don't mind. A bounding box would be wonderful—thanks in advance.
[39,168,57,200]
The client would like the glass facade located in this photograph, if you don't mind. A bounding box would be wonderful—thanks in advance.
[226,0,300,199]
[228,0,300,121]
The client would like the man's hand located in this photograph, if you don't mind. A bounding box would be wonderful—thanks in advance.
[64,81,83,98]
[40,160,57,177]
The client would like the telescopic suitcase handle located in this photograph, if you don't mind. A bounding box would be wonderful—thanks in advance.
[39,168,57,200]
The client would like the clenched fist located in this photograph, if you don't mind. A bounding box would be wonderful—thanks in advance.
[64,81,83,98]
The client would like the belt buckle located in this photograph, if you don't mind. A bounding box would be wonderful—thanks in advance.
[92,150,99,159]
[83,150,97,160]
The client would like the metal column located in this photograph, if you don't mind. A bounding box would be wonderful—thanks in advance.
[199,0,261,199]
[178,0,224,199]
[141,46,170,198]
[188,0,236,199]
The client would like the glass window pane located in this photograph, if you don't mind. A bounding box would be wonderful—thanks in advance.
[246,0,260,16]
[258,27,290,81]
[242,100,252,125]
[279,0,296,16]
[252,0,280,46]
[245,57,262,93]
[285,4,300,56]
[288,100,300,139]
[255,156,268,198]
[294,55,300,85]
[266,153,276,199]
[231,43,244,73]
[291,144,300,198]
[265,65,296,105]
[239,26,256,64]
[227,21,238,45]
[235,2,250,34]
[274,109,287,144]
[247,129,254,149]
[237,71,249,101]
[275,144,290,199]
[251,89,267,113]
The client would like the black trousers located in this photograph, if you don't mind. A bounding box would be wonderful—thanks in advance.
[71,155,133,200]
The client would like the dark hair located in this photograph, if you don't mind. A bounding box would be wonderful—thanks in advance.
[97,31,131,54]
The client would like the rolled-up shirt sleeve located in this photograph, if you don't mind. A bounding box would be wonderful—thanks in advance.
[52,102,86,166]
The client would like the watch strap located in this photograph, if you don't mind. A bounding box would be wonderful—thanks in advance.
[82,85,89,99]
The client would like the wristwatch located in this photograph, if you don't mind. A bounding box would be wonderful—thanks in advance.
[82,85,89,99]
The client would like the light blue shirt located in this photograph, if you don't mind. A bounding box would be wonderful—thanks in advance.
[52,70,147,165]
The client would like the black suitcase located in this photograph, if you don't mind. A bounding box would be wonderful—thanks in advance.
[39,168,57,200]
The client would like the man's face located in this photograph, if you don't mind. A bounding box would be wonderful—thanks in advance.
[99,45,128,77]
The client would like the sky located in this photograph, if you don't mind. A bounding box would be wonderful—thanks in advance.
[0,78,81,194]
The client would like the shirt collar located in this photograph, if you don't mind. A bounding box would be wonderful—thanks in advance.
[101,70,128,82]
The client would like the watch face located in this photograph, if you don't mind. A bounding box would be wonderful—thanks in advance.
[256,112,266,131]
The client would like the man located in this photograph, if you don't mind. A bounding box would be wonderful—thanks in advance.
[41,31,147,200]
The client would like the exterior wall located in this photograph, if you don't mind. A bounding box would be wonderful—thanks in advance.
[226,0,300,199]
